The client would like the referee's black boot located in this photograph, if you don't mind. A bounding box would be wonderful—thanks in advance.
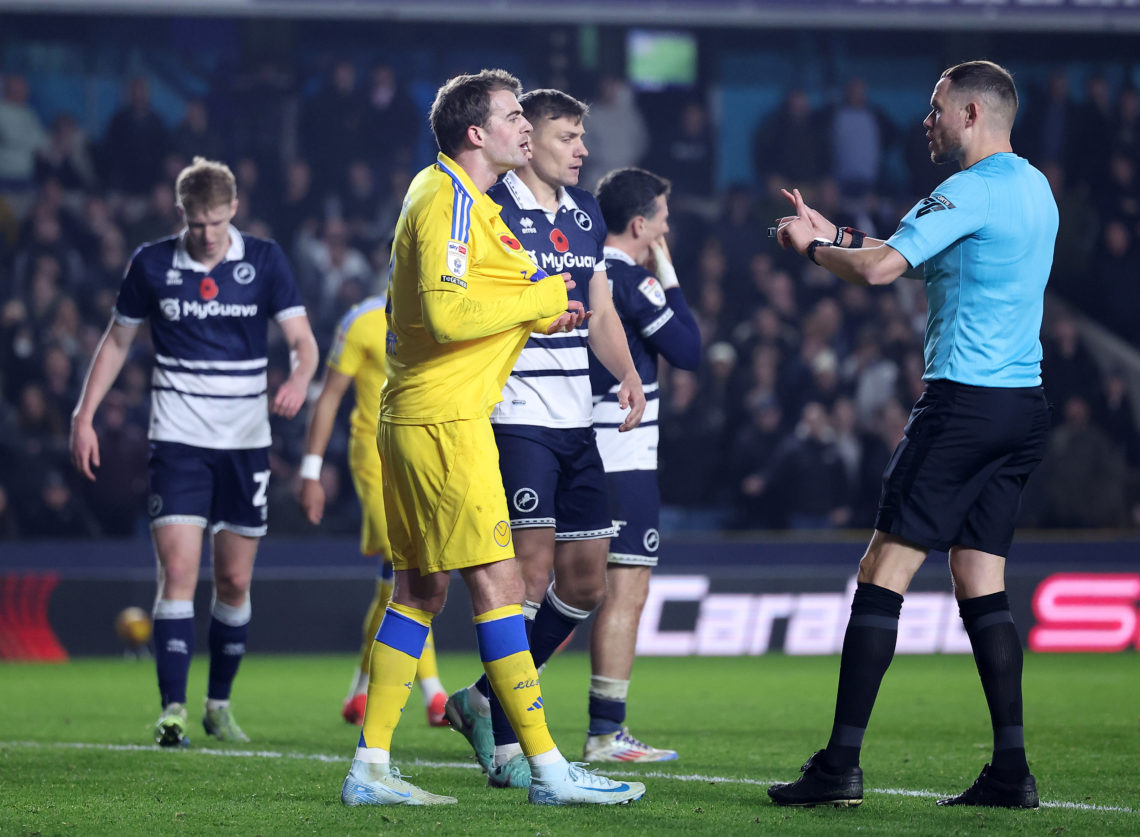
[767,750,863,807]
[937,764,1039,809]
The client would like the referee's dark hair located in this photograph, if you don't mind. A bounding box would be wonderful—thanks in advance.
[595,167,671,236]
[941,60,1019,127]
[429,68,522,158]
[519,89,588,124]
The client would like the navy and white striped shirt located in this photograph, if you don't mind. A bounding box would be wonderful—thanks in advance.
[113,226,306,449]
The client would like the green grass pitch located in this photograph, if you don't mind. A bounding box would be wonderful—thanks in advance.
[1,651,1136,835]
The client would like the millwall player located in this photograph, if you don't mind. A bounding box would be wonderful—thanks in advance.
[70,157,318,746]
[299,295,449,729]
[338,69,644,807]
[445,88,646,789]
[587,168,700,762]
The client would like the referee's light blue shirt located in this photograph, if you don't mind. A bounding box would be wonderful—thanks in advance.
[887,152,1059,387]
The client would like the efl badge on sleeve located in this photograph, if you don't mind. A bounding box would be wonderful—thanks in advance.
[637,276,667,307]
[446,240,468,277]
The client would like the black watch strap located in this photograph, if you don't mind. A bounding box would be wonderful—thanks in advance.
[806,239,831,264]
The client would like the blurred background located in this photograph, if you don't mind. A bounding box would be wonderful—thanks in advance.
[1,1,1138,656]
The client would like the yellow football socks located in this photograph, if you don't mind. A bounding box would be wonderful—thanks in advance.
[473,604,556,757]
[359,602,431,752]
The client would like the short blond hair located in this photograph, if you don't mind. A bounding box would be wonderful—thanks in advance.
[175,156,236,214]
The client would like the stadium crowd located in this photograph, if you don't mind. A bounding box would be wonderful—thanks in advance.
[1,59,1138,539]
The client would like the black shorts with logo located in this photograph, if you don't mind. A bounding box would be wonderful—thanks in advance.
[874,380,1050,556]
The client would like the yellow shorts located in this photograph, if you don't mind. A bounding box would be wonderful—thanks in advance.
[379,418,514,575]
[348,431,389,557]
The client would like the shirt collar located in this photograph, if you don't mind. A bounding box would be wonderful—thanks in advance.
[436,152,500,215]
[501,170,580,214]
[173,224,245,270]
[603,245,636,266]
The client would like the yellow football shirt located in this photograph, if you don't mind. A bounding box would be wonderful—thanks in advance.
[381,153,568,424]
[326,295,388,440]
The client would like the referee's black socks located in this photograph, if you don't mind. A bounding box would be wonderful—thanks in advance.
[823,582,903,771]
[959,590,1030,782]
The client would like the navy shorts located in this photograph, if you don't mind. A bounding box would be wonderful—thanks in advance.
[606,469,661,567]
[874,380,1050,556]
[494,426,614,541]
[148,441,271,537]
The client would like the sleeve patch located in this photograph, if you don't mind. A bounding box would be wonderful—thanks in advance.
[637,276,667,307]
[440,274,468,289]
[446,240,468,277]
[915,193,956,218]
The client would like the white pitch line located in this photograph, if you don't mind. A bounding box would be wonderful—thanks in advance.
[2,740,1134,815]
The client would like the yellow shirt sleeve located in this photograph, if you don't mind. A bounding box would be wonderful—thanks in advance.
[420,275,567,344]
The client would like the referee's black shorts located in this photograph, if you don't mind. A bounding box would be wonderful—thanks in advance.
[874,379,1050,556]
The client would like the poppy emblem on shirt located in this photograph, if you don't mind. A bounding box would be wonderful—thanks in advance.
[500,234,522,251]
[549,229,569,253]
[200,277,219,300]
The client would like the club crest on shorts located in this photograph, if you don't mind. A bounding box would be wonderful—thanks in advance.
[643,528,660,552]
[147,494,163,518]
[493,520,512,547]
[446,240,468,276]
[513,487,539,513]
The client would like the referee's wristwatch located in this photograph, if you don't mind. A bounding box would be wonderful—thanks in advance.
[806,238,832,264]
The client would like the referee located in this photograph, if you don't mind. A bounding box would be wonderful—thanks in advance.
[768,60,1057,809]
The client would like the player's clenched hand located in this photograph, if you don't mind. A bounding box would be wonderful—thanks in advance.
[69,418,100,481]
[616,373,646,432]
[271,379,306,418]
[545,299,592,334]
[299,478,325,525]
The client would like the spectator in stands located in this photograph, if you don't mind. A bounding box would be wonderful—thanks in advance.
[123,179,180,245]
[302,60,367,197]
[731,393,785,528]
[825,77,894,199]
[35,114,97,192]
[582,76,648,188]
[851,398,907,527]
[15,382,66,464]
[99,76,169,196]
[19,469,100,538]
[1089,218,1140,344]
[361,63,419,179]
[752,87,825,186]
[1095,149,1140,230]
[651,99,715,200]
[0,74,48,198]
[296,216,374,330]
[1041,311,1102,409]
[1097,367,1140,469]
[755,400,851,529]
[171,98,225,165]
[0,484,20,538]
[226,58,296,185]
[1111,84,1140,161]
[1024,394,1128,528]
[78,388,148,536]
[11,205,85,295]
[275,158,323,259]
[1018,71,1079,172]
[333,159,385,251]
[1075,74,1114,194]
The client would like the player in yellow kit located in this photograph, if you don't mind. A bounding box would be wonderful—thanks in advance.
[339,68,645,807]
[299,296,449,729]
